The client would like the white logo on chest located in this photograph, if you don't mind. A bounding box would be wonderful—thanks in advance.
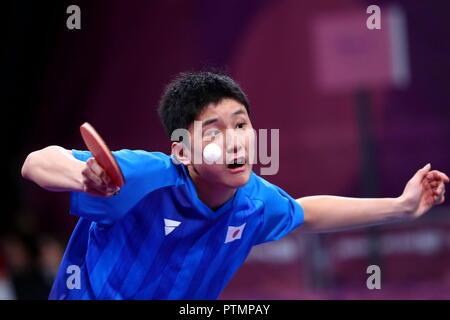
[164,218,181,236]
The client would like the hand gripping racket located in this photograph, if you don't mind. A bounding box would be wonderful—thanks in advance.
[80,122,125,188]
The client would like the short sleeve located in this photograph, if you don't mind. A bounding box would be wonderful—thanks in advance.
[70,149,176,226]
[252,176,304,245]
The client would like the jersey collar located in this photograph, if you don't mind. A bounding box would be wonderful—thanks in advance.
[179,164,243,219]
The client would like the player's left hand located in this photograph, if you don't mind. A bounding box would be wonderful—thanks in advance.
[400,163,449,219]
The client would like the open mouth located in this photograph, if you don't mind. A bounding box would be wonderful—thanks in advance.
[228,163,245,169]
[227,157,246,170]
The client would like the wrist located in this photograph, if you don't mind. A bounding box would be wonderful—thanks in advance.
[396,195,415,220]
[71,160,87,192]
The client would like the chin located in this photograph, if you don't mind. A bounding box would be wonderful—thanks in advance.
[223,170,251,189]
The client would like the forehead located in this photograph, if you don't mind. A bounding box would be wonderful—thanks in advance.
[195,98,248,121]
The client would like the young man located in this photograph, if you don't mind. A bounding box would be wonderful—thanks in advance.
[22,72,448,299]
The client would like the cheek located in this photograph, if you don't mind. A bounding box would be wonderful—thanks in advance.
[191,142,212,164]
[194,163,225,182]
[240,129,254,146]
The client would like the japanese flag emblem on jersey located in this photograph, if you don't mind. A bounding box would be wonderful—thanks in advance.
[225,223,246,244]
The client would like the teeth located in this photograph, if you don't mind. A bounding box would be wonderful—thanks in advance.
[227,157,245,168]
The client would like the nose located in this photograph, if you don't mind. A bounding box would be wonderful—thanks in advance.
[225,130,244,154]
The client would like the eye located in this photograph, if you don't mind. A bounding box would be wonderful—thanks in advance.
[204,129,221,137]
[236,122,246,129]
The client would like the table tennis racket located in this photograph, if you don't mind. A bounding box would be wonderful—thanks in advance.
[80,122,126,188]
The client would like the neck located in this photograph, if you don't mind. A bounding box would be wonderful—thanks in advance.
[187,165,236,210]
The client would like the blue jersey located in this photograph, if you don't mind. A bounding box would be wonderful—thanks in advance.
[49,150,304,300]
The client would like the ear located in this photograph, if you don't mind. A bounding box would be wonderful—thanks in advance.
[171,141,191,166]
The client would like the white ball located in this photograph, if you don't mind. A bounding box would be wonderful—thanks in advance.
[203,143,222,162]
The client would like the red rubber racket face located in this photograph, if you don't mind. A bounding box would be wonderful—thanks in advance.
[80,122,125,188]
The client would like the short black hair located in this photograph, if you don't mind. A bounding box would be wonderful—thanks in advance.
[158,71,250,140]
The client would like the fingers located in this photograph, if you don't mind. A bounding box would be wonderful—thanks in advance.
[87,158,112,185]
[426,170,450,183]
[435,192,445,205]
[439,171,450,183]
[433,183,444,195]
[410,164,432,186]
[82,158,117,197]
[421,167,447,205]
[84,185,118,197]
[84,186,114,197]
[439,194,446,204]
[428,180,439,188]
[432,182,446,205]
[426,193,435,206]
[83,162,102,185]
[416,163,431,179]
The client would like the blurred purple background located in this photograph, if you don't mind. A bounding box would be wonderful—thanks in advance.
[3,0,450,299]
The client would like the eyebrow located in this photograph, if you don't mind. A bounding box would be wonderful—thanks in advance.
[202,109,246,127]
[203,118,218,127]
[232,109,246,117]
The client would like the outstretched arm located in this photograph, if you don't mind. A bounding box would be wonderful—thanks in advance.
[297,164,449,233]
[21,145,117,197]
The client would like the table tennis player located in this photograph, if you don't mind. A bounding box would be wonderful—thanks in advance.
[21,71,448,299]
